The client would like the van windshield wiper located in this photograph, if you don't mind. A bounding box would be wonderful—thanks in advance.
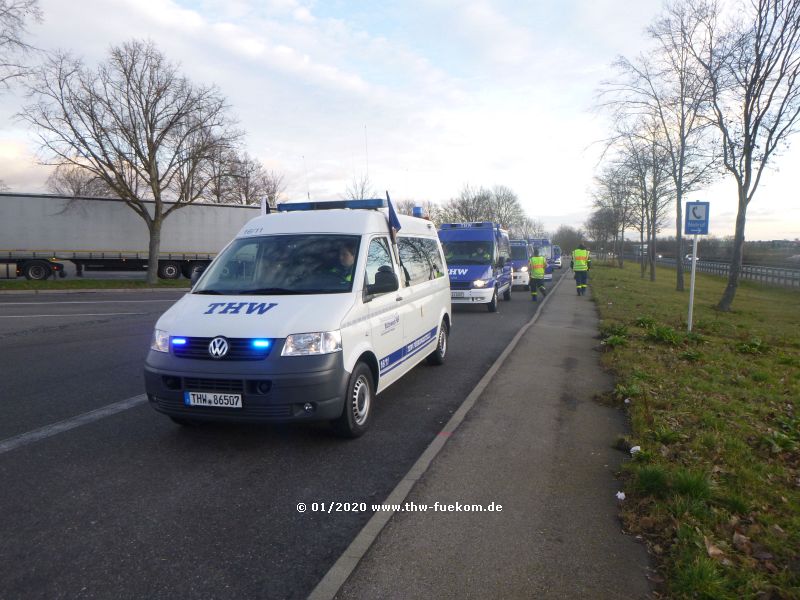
[242,287,296,295]
[193,289,224,295]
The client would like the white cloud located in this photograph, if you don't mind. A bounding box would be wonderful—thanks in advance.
[0,0,797,240]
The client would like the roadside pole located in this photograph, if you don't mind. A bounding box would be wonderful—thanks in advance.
[685,202,710,333]
[688,234,699,331]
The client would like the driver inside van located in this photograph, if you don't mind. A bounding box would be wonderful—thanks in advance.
[329,241,356,283]
[471,245,492,263]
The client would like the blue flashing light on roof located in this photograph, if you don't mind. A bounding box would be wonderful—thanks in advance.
[277,199,387,212]
[439,222,494,229]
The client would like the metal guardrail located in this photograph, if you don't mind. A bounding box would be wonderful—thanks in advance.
[651,257,800,288]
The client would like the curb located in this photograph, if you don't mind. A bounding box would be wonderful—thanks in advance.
[307,273,568,600]
[0,287,190,295]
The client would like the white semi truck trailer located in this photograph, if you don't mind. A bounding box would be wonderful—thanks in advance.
[0,193,259,280]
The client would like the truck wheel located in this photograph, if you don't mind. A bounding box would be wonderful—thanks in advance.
[331,362,374,438]
[503,284,512,301]
[426,319,449,365]
[180,263,193,279]
[158,261,181,280]
[488,289,498,312]
[24,261,51,281]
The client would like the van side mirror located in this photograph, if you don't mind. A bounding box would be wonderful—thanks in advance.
[366,270,399,296]
[190,265,207,286]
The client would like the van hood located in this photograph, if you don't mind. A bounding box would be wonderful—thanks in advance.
[447,264,492,282]
[155,293,355,338]
[509,259,528,270]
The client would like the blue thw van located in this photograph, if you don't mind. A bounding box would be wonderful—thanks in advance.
[510,239,532,288]
[438,222,512,312]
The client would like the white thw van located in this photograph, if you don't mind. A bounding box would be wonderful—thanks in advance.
[144,199,452,437]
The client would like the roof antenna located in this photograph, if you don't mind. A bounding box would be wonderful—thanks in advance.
[302,155,310,200]
[364,124,369,179]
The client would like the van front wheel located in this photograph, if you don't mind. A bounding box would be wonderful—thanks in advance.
[488,289,498,312]
[331,362,374,438]
[426,319,449,365]
[503,284,512,301]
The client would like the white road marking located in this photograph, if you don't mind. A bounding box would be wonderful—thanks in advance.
[0,394,148,455]
[0,312,146,318]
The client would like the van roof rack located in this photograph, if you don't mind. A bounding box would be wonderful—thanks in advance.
[276,199,387,212]
[439,222,495,229]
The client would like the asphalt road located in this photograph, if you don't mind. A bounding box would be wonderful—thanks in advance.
[0,271,566,600]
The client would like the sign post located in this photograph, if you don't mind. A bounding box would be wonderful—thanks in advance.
[684,202,709,332]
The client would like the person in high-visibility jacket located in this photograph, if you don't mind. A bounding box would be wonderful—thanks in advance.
[528,248,547,302]
[571,243,590,296]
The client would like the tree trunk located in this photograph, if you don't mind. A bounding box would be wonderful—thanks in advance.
[717,190,748,311]
[639,222,645,278]
[146,218,162,285]
[675,190,684,291]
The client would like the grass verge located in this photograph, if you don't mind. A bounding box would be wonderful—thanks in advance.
[591,262,800,599]
[0,278,189,290]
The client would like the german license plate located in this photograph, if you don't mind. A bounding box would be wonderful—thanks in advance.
[451,291,465,298]
[184,391,242,408]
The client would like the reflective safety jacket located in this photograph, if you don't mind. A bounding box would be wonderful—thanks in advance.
[529,255,547,279]
[572,249,589,271]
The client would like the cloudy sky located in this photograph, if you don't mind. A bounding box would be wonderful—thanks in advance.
[1,0,798,239]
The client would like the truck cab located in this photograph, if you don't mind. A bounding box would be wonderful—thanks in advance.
[438,222,513,312]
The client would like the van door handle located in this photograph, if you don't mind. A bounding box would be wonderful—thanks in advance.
[396,296,404,301]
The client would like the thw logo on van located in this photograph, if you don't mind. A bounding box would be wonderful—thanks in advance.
[204,302,278,315]
[449,268,469,276]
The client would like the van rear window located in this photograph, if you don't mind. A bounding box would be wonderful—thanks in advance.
[193,234,361,295]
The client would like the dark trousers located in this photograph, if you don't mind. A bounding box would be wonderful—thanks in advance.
[530,278,545,299]
[575,270,588,294]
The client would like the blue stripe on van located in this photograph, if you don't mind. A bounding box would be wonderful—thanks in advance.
[379,326,438,375]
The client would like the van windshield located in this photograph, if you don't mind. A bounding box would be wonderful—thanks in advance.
[510,246,528,261]
[441,241,494,265]
[194,234,361,295]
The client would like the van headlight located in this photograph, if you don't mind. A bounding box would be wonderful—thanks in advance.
[151,329,170,353]
[282,331,342,356]
[518,266,528,273]
[472,279,488,288]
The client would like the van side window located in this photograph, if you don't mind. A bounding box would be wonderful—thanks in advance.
[423,239,445,279]
[398,237,435,286]
[365,237,395,289]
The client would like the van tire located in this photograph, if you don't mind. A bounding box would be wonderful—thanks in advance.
[331,362,374,438]
[503,284,512,301]
[426,319,449,365]
[488,289,498,312]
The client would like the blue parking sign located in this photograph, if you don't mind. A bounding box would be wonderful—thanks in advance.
[685,202,709,235]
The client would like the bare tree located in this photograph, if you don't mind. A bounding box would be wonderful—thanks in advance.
[438,184,492,223]
[617,118,674,280]
[603,0,718,289]
[46,163,114,197]
[593,164,635,266]
[690,0,800,310]
[438,184,529,232]
[20,39,240,283]
[1,0,41,91]
[553,225,585,254]
[228,154,285,207]
[510,216,548,240]
[344,173,376,200]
